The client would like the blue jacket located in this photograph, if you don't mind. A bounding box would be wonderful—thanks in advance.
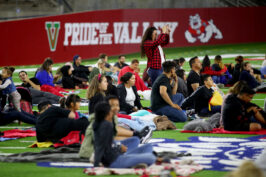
[2,77,16,95]
[36,70,54,86]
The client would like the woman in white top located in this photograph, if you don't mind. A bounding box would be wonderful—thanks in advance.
[117,72,142,114]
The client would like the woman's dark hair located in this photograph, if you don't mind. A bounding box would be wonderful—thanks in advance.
[63,94,81,109]
[201,55,211,72]
[173,59,180,66]
[105,95,119,102]
[120,72,133,84]
[241,62,250,72]
[40,58,53,72]
[140,26,157,58]
[105,75,113,85]
[179,57,185,64]
[38,101,51,112]
[94,101,111,124]
[105,75,114,94]
[176,69,185,79]
[235,55,244,64]
[60,65,71,77]
[99,53,107,59]
[3,66,15,77]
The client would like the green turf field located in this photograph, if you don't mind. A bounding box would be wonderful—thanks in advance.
[0,42,265,177]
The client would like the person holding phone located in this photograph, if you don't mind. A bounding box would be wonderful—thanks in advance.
[150,61,187,122]
[141,25,170,85]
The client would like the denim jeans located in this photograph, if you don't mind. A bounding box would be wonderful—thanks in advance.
[118,117,156,132]
[109,144,156,168]
[154,93,187,122]
[0,110,36,125]
[147,68,163,85]
[118,136,140,152]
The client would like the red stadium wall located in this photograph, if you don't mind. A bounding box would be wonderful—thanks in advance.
[0,7,266,66]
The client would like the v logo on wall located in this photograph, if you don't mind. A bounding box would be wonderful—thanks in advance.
[45,22,61,52]
[185,14,223,43]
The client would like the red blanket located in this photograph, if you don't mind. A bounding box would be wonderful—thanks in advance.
[2,129,36,138]
[41,85,68,97]
[53,131,84,148]
[181,128,266,135]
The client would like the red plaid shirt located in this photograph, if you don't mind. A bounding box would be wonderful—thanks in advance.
[144,33,169,69]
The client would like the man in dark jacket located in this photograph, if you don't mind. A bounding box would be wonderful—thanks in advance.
[72,55,92,82]
[181,75,220,116]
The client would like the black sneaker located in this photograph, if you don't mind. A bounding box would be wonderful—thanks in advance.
[140,127,153,144]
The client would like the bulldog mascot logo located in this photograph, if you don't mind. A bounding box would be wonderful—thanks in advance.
[185,14,223,43]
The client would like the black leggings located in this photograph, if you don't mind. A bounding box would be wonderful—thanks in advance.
[39,117,89,143]
[0,110,36,125]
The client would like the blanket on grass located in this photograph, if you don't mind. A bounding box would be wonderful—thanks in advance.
[150,135,266,171]
[83,162,203,176]
[1,129,36,138]
[2,136,266,172]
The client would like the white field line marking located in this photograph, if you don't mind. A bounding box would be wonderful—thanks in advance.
[0,147,27,149]
[0,153,14,155]
[0,126,33,129]
[19,140,35,143]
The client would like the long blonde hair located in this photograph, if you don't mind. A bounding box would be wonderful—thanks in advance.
[87,75,106,99]
[214,55,224,69]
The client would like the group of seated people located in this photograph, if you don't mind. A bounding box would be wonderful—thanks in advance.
[0,54,265,169]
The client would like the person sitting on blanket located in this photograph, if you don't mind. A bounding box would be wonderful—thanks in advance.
[181,75,221,117]
[36,101,89,143]
[0,92,36,125]
[151,61,187,122]
[239,62,260,89]
[118,59,149,91]
[105,75,118,97]
[60,94,88,120]
[18,71,61,104]
[107,95,152,142]
[0,67,21,112]
[93,101,157,168]
[211,55,232,85]
[36,58,55,87]
[87,74,108,114]
[113,55,128,73]
[117,72,143,114]
[35,58,67,97]
[79,95,153,159]
[220,81,249,127]
[187,56,203,96]
[222,85,266,131]
[72,55,92,82]
[60,65,87,89]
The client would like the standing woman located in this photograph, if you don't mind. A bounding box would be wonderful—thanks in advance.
[36,58,54,86]
[141,25,170,85]
[87,74,108,114]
